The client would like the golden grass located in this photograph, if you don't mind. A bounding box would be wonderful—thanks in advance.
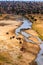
[32,14,43,40]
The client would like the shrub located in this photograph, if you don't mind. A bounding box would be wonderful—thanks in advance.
[4,16,10,20]
[34,19,37,21]
[0,13,2,16]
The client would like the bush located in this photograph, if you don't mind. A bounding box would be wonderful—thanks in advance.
[0,14,2,16]
[39,16,41,18]
[31,16,34,20]
[34,19,37,21]
[4,16,10,20]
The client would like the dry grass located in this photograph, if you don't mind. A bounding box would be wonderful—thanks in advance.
[0,14,40,65]
[32,14,43,40]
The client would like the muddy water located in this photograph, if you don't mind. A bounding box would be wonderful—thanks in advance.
[15,16,43,65]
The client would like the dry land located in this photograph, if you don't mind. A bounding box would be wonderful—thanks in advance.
[25,14,43,40]
[0,14,41,65]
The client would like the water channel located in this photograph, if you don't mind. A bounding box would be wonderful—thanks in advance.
[15,15,43,65]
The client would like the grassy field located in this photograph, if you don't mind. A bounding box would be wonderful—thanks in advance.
[32,14,43,40]
[0,14,40,65]
[25,14,43,40]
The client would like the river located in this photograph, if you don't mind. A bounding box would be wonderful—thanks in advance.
[15,15,43,65]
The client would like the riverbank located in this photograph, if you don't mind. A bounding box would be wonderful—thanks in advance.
[22,29,41,44]
[25,14,43,40]
[0,14,41,65]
